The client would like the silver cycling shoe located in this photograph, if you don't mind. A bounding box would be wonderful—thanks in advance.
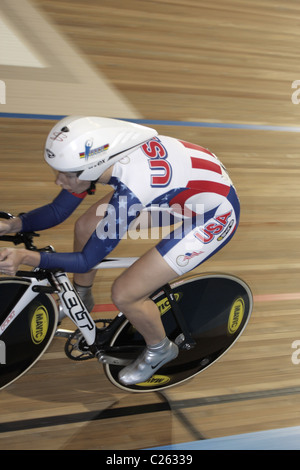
[118,337,179,386]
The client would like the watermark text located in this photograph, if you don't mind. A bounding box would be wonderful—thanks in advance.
[0,80,6,104]
[95,199,205,242]
[291,80,300,104]
[0,340,6,364]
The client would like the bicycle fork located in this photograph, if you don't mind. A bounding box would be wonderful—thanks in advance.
[54,272,97,346]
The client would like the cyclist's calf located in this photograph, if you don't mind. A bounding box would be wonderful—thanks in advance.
[111,276,167,346]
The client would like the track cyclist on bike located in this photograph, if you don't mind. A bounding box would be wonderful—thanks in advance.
[0,116,240,385]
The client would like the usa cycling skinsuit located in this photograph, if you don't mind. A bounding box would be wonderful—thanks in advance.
[20,136,240,275]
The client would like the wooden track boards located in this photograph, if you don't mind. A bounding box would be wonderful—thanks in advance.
[1,0,300,450]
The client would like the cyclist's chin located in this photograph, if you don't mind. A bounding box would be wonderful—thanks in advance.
[74,181,92,193]
[58,183,80,192]
[59,184,72,191]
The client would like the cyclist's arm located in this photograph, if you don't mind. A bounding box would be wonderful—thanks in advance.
[0,233,104,274]
[19,189,88,232]
[0,217,117,275]
[38,179,143,273]
[38,230,119,273]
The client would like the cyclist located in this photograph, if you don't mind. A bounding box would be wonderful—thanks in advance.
[0,116,240,385]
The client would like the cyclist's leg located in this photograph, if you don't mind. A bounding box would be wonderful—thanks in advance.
[113,187,239,384]
[72,191,114,311]
[112,247,180,385]
[112,247,179,345]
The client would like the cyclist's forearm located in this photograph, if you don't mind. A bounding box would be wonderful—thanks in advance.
[7,216,22,233]
[38,229,121,273]
[21,249,41,268]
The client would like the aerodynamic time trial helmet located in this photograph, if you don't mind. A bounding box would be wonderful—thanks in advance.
[44,116,158,181]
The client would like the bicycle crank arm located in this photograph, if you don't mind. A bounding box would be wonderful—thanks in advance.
[97,353,132,366]
[55,328,74,339]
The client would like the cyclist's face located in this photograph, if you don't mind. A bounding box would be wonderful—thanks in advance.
[55,172,91,193]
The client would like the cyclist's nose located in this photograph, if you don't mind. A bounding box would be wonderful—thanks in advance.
[55,176,62,187]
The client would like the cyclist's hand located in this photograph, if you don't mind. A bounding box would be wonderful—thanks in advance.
[0,247,40,275]
[0,220,13,235]
[0,217,22,235]
[0,248,24,276]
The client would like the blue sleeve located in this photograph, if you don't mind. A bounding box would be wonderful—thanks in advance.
[20,189,87,232]
[38,179,144,273]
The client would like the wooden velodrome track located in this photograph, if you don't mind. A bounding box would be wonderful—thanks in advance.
[1,0,300,450]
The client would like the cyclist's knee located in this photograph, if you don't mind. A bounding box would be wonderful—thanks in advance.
[111,278,135,311]
[74,213,89,242]
[111,280,125,310]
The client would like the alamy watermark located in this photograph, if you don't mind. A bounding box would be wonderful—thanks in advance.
[291,80,300,104]
[95,198,206,242]
[0,80,6,104]
[291,340,300,364]
[0,340,6,364]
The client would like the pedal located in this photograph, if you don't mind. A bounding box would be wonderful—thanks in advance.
[175,333,196,350]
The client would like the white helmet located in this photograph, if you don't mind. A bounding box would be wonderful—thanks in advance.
[44,116,158,181]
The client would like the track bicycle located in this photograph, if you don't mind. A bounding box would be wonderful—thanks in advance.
[0,211,253,393]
